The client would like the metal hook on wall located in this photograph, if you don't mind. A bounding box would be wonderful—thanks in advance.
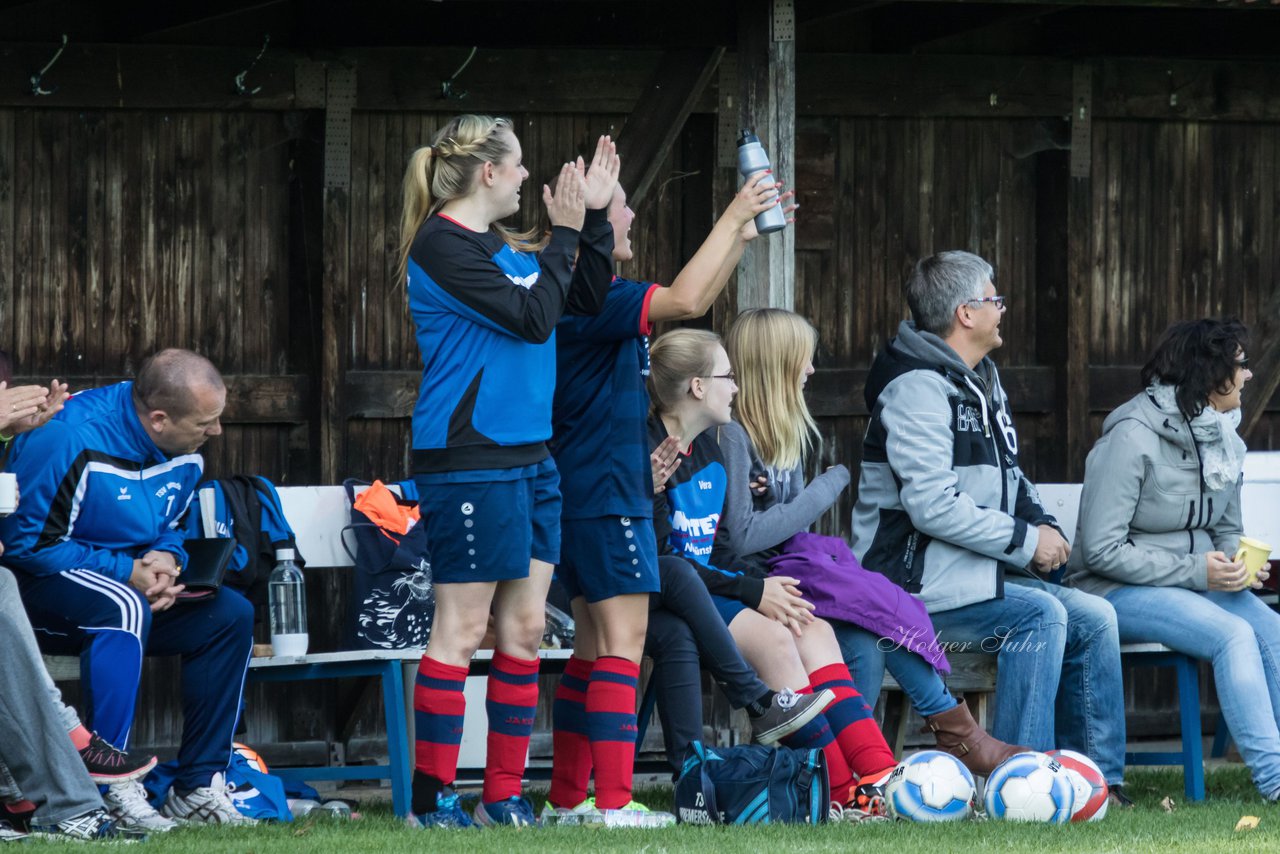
[234,35,271,96]
[30,34,68,96]
[440,47,477,100]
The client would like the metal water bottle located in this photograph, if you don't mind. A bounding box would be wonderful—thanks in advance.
[736,129,787,234]
[268,547,308,657]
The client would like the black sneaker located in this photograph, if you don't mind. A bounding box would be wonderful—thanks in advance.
[750,687,835,746]
[79,732,158,784]
[32,807,146,842]
[1108,785,1136,808]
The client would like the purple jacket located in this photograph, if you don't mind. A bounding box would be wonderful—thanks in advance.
[768,532,951,674]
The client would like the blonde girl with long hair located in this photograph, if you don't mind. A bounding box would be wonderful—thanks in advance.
[398,114,619,828]
[722,308,1022,777]
[647,328,898,816]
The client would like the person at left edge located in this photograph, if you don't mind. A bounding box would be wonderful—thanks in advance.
[398,117,617,828]
[0,349,256,830]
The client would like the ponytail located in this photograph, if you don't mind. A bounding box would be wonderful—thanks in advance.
[396,114,545,288]
[396,146,436,287]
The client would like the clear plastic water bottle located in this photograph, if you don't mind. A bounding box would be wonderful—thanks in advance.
[736,129,787,235]
[269,547,308,657]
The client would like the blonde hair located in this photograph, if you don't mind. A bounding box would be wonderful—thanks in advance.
[648,328,722,416]
[727,308,820,471]
[396,114,542,285]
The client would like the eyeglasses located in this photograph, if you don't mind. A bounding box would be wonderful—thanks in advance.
[967,295,1007,310]
[706,372,736,382]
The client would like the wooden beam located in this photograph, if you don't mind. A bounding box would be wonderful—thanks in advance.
[1096,58,1280,122]
[1243,289,1280,442]
[1065,64,1094,480]
[797,55,1072,118]
[615,47,724,208]
[13,374,309,422]
[735,0,796,312]
[355,48,717,115]
[320,64,356,482]
[0,43,297,109]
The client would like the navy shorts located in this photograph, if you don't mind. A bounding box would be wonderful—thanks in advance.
[415,457,562,584]
[711,593,748,626]
[557,515,660,604]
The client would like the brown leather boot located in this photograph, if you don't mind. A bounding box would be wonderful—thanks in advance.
[922,698,1027,777]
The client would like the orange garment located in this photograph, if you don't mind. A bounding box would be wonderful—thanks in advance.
[352,480,420,536]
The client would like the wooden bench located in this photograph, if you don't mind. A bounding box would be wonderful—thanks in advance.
[44,485,572,818]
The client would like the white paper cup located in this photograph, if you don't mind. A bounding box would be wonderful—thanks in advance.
[0,472,16,515]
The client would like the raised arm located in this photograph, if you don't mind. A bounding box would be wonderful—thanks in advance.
[648,173,796,322]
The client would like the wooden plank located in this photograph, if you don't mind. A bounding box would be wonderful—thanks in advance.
[321,184,350,482]
[355,48,715,115]
[1097,59,1280,121]
[615,47,724,208]
[735,0,796,312]
[1065,64,1094,479]
[0,44,297,109]
[11,374,309,422]
[342,366,1060,421]
[798,55,1072,118]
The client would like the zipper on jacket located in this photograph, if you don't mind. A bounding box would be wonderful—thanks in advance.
[1188,419,1207,529]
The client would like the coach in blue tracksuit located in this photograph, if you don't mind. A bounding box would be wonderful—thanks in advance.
[0,349,255,830]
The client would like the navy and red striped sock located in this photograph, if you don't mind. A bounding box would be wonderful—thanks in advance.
[809,663,897,781]
[412,656,468,805]
[548,654,594,809]
[586,656,640,810]
[780,700,853,797]
[483,651,540,803]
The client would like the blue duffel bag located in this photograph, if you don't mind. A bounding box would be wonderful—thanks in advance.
[674,741,829,825]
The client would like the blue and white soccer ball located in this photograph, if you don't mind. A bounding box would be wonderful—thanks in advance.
[984,751,1076,823]
[884,750,976,822]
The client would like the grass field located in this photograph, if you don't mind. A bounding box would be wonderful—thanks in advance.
[25,767,1280,852]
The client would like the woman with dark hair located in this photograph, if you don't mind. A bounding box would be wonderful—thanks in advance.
[1067,317,1280,800]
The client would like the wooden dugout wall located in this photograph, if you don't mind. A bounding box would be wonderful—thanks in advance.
[1,44,1278,749]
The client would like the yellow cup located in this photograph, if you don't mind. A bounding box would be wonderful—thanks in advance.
[1234,536,1273,586]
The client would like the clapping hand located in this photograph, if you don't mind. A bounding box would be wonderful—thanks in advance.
[543,161,587,231]
[0,379,69,436]
[579,135,621,210]
[651,435,683,495]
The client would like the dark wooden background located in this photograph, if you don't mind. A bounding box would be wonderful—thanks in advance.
[2,0,1279,763]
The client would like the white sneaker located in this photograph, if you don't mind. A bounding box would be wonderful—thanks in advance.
[162,772,257,826]
[104,779,178,832]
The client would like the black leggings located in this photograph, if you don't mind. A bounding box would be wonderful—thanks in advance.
[644,555,768,770]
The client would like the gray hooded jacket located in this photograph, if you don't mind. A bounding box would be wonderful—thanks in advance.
[850,321,1056,613]
[1065,390,1242,597]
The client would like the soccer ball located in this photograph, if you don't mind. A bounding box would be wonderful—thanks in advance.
[233,742,269,774]
[884,750,976,822]
[984,751,1075,823]
[1047,749,1109,822]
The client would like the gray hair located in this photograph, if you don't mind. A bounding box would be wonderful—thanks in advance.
[904,251,994,336]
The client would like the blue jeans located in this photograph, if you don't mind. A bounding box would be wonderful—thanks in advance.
[831,621,956,718]
[1107,584,1280,799]
[927,579,1126,785]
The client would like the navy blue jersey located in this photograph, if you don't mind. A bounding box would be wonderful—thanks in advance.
[551,276,660,519]
[649,418,765,608]
[406,208,613,473]
[0,382,201,581]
